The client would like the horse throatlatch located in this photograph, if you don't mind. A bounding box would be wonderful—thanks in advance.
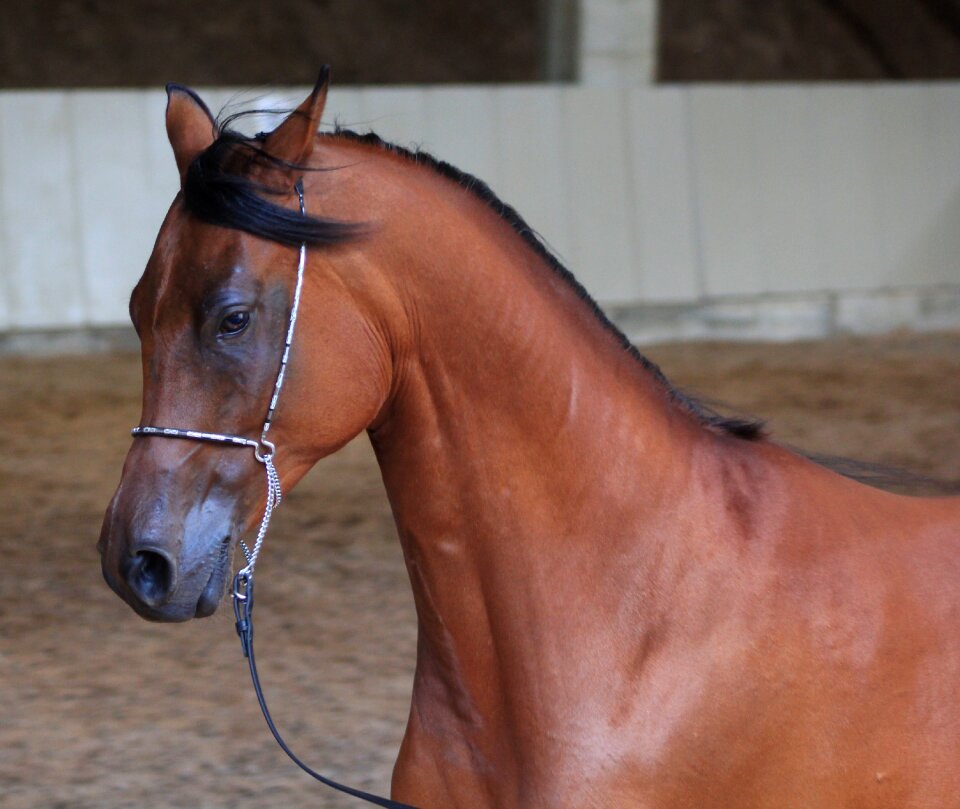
[130,180,419,809]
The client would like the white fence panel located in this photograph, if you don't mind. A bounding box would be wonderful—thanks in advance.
[355,88,428,150]
[811,86,884,291]
[750,86,823,294]
[689,87,764,297]
[324,88,367,133]
[0,157,9,330]
[626,87,700,302]
[72,92,161,325]
[916,84,960,282]
[870,85,947,287]
[422,87,500,186]
[561,88,638,301]
[1,82,958,338]
[493,87,572,264]
[0,93,86,329]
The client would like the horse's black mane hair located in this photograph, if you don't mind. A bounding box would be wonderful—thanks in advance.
[183,117,764,441]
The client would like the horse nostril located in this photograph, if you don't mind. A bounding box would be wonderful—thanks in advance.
[126,548,176,607]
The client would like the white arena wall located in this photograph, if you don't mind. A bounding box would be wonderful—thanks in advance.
[0,82,958,350]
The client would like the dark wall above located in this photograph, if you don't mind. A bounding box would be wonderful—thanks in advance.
[659,0,960,81]
[0,0,541,88]
[3,1,960,89]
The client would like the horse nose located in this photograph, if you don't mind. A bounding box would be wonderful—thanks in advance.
[122,546,178,608]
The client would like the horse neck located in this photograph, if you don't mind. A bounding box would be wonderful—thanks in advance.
[355,154,711,708]
[368,173,688,527]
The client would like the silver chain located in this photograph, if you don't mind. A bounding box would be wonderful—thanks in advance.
[238,454,281,577]
[131,180,308,585]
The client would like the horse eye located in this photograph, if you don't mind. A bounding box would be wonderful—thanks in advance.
[218,310,250,337]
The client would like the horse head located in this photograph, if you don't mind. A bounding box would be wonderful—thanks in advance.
[98,73,396,621]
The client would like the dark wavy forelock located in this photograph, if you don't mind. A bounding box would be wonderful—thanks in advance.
[182,131,363,247]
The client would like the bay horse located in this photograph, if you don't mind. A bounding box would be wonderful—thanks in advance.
[98,71,960,808]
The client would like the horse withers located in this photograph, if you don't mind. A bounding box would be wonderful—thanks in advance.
[98,72,960,808]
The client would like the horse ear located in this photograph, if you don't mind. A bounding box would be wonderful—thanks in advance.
[262,66,331,167]
[166,84,217,185]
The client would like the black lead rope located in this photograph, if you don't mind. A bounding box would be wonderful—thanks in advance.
[233,572,421,809]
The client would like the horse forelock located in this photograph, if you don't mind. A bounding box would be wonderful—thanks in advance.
[182,130,363,248]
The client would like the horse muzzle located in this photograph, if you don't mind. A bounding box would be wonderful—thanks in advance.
[98,488,240,622]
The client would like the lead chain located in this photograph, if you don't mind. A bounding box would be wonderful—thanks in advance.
[238,454,282,579]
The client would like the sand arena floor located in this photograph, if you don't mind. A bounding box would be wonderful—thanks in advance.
[1,332,958,808]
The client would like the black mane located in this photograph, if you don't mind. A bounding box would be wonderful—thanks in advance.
[182,122,765,442]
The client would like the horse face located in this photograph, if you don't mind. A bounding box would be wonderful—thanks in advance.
[98,214,277,620]
[98,78,393,621]
[99,204,392,620]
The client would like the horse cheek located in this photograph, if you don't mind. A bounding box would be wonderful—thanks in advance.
[292,307,391,460]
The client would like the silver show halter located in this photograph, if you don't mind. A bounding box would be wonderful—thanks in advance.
[128,179,419,809]
[131,180,307,588]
